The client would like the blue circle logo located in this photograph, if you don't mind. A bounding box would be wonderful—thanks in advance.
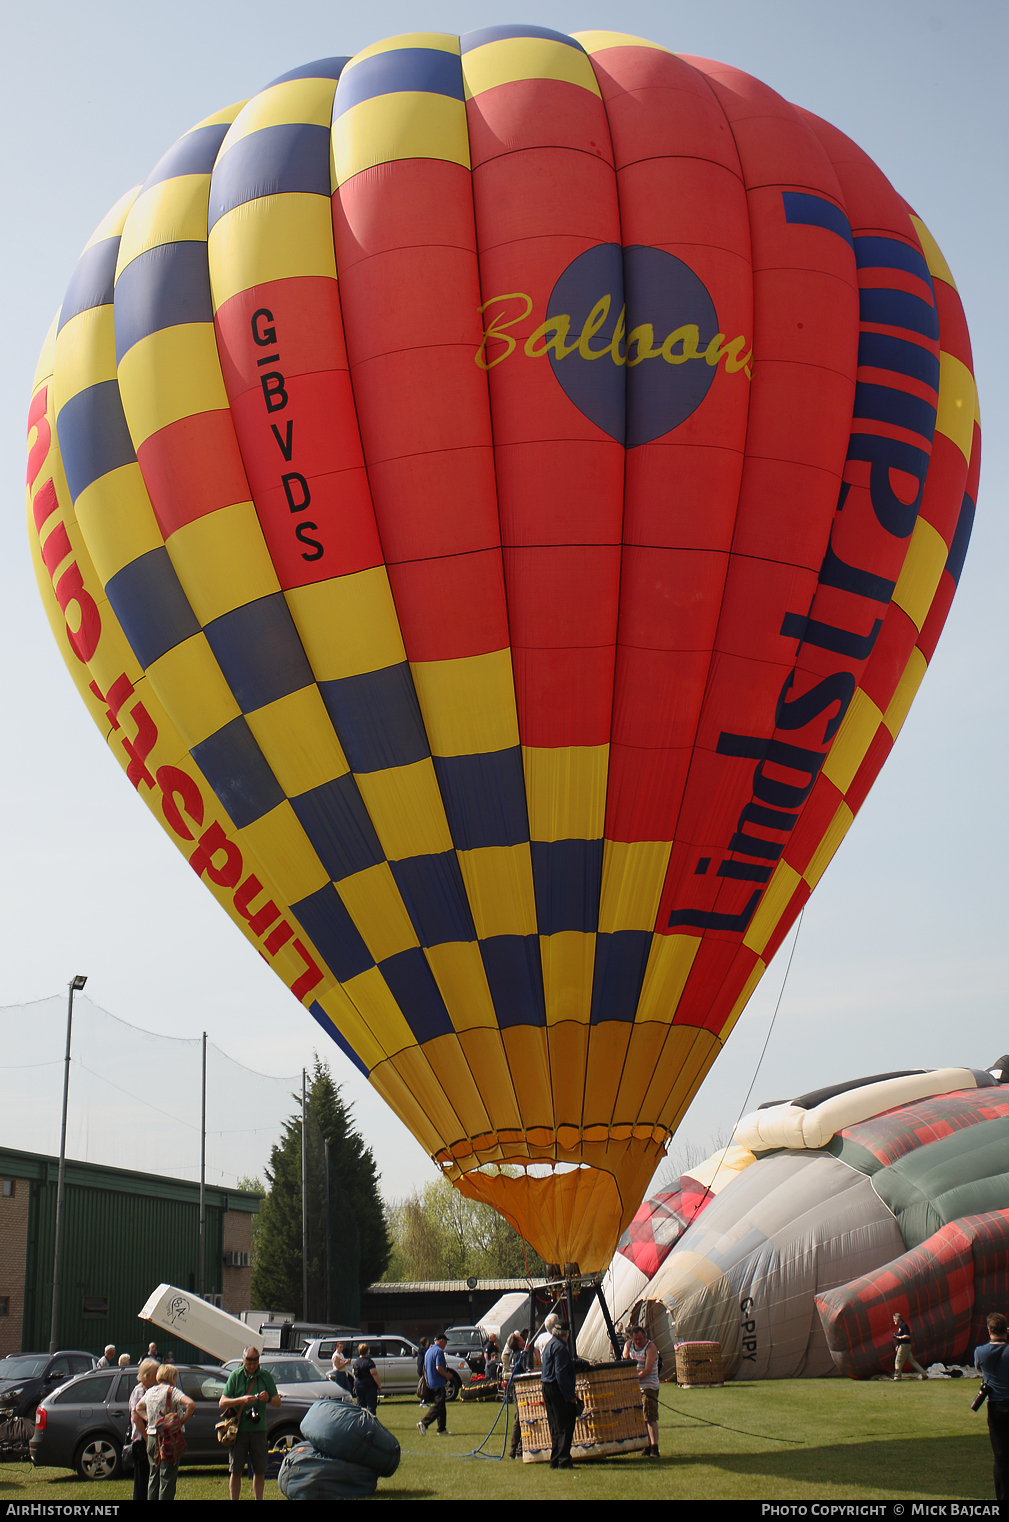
[544,244,720,448]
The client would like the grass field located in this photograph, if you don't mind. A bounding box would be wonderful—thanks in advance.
[0,1379,996,1502]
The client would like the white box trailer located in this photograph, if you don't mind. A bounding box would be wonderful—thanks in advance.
[239,1309,294,1329]
[479,1292,532,1344]
[138,1284,263,1365]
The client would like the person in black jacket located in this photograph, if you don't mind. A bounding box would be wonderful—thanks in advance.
[975,1312,1009,1500]
[540,1316,581,1470]
[504,1334,527,1460]
[892,1313,927,1380]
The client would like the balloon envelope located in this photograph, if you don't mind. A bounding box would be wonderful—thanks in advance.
[620,1070,1009,1378]
[27,28,979,1269]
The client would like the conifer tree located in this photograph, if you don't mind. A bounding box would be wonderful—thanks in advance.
[252,1058,390,1321]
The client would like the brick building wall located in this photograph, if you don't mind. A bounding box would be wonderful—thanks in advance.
[221,1208,253,1315]
[0,1174,30,1356]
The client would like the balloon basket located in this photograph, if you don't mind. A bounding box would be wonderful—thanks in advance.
[674,1341,724,1387]
[514,1364,647,1463]
[0,1418,31,1461]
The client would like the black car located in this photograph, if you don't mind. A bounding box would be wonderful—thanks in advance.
[30,1363,311,1480]
[443,1327,487,1373]
[0,1352,97,1422]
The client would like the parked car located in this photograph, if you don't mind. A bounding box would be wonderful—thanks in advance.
[221,1355,354,1404]
[443,1326,487,1372]
[300,1335,471,1399]
[29,1363,311,1480]
[0,1352,97,1422]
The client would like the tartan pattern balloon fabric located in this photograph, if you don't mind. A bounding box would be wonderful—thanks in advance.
[614,1188,692,1278]
[815,1210,1009,1379]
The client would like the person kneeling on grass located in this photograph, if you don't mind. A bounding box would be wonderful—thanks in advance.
[219,1347,281,1501]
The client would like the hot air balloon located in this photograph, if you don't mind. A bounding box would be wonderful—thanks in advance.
[26,27,979,1273]
[578,1142,757,1357]
[580,1063,1009,1377]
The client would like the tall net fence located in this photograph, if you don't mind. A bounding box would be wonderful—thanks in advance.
[0,994,304,1190]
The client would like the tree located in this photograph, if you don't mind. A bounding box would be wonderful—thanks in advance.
[384,1176,546,1282]
[251,1058,391,1322]
[658,1130,733,1190]
[237,1175,265,1286]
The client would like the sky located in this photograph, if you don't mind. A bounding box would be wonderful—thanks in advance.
[1,0,1006,1206]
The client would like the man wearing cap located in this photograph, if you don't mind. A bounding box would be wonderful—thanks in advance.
[417,1335,451,1437]
[540,1315,579,1470]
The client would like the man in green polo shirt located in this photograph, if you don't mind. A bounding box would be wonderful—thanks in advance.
[220,1347,281,1500]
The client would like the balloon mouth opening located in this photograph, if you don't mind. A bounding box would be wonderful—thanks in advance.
[437,1159,591,1179]
[435,1133,672,1271]
[433,1122,671,1179]
[448,1158,645,1273]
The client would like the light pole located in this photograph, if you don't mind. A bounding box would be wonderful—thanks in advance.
[301,1070,308,1321]
[198,1032,206,1298]
[49,975,86,1353]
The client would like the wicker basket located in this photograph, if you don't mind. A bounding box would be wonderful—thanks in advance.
[0,1417,32,1461]
[514,1362,647,1463]
[674,1341,723,1387]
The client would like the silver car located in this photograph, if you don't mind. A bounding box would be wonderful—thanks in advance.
[301,1335,471,1399]
[221,1355,353,1404]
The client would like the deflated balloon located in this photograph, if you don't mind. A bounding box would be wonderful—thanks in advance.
[26,28,979,1270]
[589,1066,1009,1377]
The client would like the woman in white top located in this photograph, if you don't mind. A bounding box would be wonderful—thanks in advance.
[329,1342,352,1395]
[137,1364,195,1502]
[128,1360,159,1503]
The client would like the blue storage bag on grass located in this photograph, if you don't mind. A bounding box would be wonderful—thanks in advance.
[277,1441,377,1500]
[300,1399,401,1477]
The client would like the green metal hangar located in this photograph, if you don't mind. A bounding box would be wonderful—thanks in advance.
[0,1147,260,1359]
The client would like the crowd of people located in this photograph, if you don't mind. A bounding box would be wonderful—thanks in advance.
[505,1314,660,1468]
[107,1305,1009,1499]
[101,1315,656,1497]
[96,1340,165,1370]
[92,1341,280,1501]
[119,1345,283,1501]
[313,1314,658,1470]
